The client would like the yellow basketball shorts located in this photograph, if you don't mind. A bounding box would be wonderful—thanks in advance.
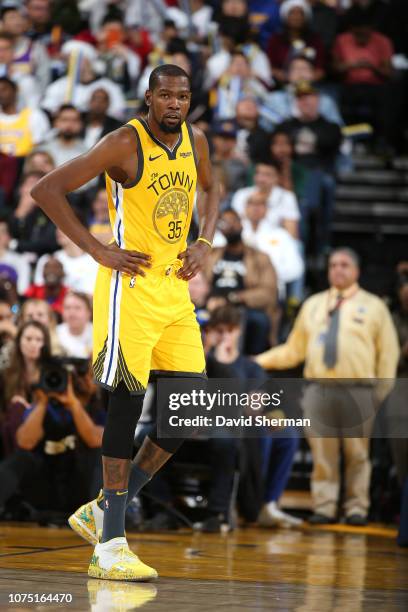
[92,261,206,394]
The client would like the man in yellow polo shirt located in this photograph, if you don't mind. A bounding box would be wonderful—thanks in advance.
[256,247,399,525]
[0,77,49,157]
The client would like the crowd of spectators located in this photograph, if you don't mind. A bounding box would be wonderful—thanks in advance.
[0,0,407,540]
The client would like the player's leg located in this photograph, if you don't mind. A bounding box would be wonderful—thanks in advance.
[130,425,185,487]
[68,382,143,544]
[100,382,145,542]
[87,382,158,581]
[71,273,164,546]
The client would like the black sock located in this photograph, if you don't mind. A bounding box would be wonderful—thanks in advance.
[127,464,151,502]
[101,489,128,543]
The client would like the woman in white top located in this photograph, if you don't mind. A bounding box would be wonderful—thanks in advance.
[242,191,304,299]
[231,160,300,239]
[57,292,93,359]
[34,229,98,295]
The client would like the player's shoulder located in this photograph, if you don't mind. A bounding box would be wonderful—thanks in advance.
[101,124,138,151]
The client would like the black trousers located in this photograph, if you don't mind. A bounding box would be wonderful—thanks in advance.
[0,447,102,513]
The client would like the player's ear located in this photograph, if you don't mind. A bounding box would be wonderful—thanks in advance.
[145,90,152,107]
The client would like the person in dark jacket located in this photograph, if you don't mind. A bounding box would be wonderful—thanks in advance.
[8,171,57,256]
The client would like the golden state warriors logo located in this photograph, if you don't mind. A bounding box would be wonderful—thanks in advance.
[153,189,189,244]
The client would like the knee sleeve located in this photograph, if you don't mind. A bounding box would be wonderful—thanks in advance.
[102,382,144,459]
[147,374,207,455]
[148,428,185,454]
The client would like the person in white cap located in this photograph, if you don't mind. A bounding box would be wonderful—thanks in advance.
[267,0,325,84]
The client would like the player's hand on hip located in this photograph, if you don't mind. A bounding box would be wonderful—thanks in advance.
[177,241,210,280]
[94,242,152,276]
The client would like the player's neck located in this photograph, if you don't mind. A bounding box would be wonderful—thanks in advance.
[146,114,181,150]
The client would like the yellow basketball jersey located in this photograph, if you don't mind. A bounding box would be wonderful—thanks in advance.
[105,117,197,268]
[0,108,33,156]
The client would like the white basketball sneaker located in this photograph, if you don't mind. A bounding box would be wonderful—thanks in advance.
[68,491,104,545]
[88,536,158,582]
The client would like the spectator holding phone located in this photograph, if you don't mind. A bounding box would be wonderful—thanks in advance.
[95,14,141,94]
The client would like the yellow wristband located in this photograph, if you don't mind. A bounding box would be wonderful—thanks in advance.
[197,237,212,248]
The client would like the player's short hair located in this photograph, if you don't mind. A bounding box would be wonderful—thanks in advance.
[329,247,361,268]
[148,64,191,91]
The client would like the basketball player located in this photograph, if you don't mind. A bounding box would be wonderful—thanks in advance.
[31,65,219,581]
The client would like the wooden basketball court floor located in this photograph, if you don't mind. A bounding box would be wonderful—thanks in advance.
[0,523,407,611]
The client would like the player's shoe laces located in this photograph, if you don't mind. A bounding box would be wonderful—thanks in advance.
[88,536,158,582]
[68,490,104,545]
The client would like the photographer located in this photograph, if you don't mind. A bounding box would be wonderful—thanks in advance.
[0,358,105,518]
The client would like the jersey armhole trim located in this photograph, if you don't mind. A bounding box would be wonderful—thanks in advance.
[186,122,199,169]
[122,123,144,189]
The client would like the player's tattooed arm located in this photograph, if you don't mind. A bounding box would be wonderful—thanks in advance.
[177,126,220,280]
[31,127,151,276]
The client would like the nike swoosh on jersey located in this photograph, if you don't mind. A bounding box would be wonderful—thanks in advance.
[149,154,163,161]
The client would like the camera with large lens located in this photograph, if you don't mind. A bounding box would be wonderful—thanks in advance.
[38,357,90,394]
